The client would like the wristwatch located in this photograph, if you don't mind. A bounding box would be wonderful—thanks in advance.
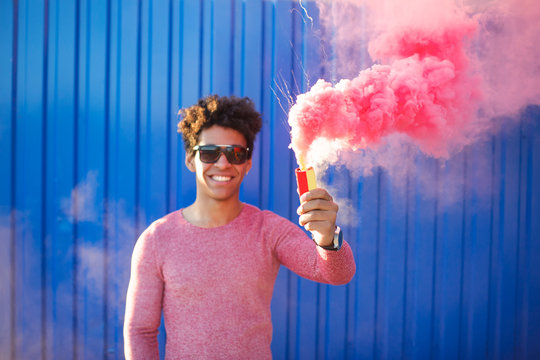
[315,226,343,251]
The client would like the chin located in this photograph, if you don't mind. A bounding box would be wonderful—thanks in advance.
[206,189,240,202]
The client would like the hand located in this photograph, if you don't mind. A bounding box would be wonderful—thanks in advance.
[297,188,339,247]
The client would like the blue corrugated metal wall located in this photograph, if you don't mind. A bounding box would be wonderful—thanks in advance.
[1,0,539,359]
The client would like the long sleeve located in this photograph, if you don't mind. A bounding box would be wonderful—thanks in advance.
[124,225,164,360]
[268,212,356,285]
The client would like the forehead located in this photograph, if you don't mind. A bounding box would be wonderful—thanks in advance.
[198,125,247,146]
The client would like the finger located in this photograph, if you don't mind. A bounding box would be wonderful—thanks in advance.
[299,188,333,203]
[301,219,335,235]
[297,198,339,215]
[298,210,337,227]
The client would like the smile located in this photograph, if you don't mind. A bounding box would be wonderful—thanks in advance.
[211,175,232,182]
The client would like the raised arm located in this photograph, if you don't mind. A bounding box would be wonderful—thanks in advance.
[272,188,356,284]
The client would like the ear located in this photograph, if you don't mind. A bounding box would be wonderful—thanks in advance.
[245,158,252,175]
[185,153,196,172]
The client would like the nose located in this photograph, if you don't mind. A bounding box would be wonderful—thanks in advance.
[214,151,232,168]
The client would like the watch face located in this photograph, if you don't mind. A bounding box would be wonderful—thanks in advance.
[334,227,343,249]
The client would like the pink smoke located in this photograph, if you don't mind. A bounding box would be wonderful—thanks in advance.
[288,0,540,169]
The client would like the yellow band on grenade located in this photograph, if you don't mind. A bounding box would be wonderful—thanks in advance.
[295,167,317,196]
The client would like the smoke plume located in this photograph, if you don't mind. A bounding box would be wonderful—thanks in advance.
[288,0,540,174]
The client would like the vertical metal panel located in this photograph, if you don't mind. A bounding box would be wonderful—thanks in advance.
[0,0,15,356]
[108,0,140,357]
[460,142,492,359]
[46,0,77,358]
[79,0,105,356]
[525,111,540,358]
[236,0,264,206]
[14,1,46,359]
[1,1,540,359]
[405,156,438,359]
[178,0,201,210]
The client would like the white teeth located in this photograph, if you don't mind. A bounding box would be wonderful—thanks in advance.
[212,175,231,182]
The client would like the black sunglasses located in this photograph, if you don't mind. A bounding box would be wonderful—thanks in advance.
[193,144,250,164]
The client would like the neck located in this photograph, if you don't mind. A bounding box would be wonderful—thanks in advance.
[183,197,244,228]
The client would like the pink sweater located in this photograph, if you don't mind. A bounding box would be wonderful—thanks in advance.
[124,204,355,359]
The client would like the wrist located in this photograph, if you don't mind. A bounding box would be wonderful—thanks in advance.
[313,226,343,251]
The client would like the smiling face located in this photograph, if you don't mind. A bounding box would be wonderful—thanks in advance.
[186,125,252,205]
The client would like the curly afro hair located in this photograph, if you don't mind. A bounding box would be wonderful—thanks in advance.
[178,95,263,159]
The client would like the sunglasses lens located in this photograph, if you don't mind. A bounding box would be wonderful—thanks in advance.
[198,147,221,163]
[196,145,248,164]
[224,147,248,164]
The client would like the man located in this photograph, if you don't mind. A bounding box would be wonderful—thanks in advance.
[124,95,355,359]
